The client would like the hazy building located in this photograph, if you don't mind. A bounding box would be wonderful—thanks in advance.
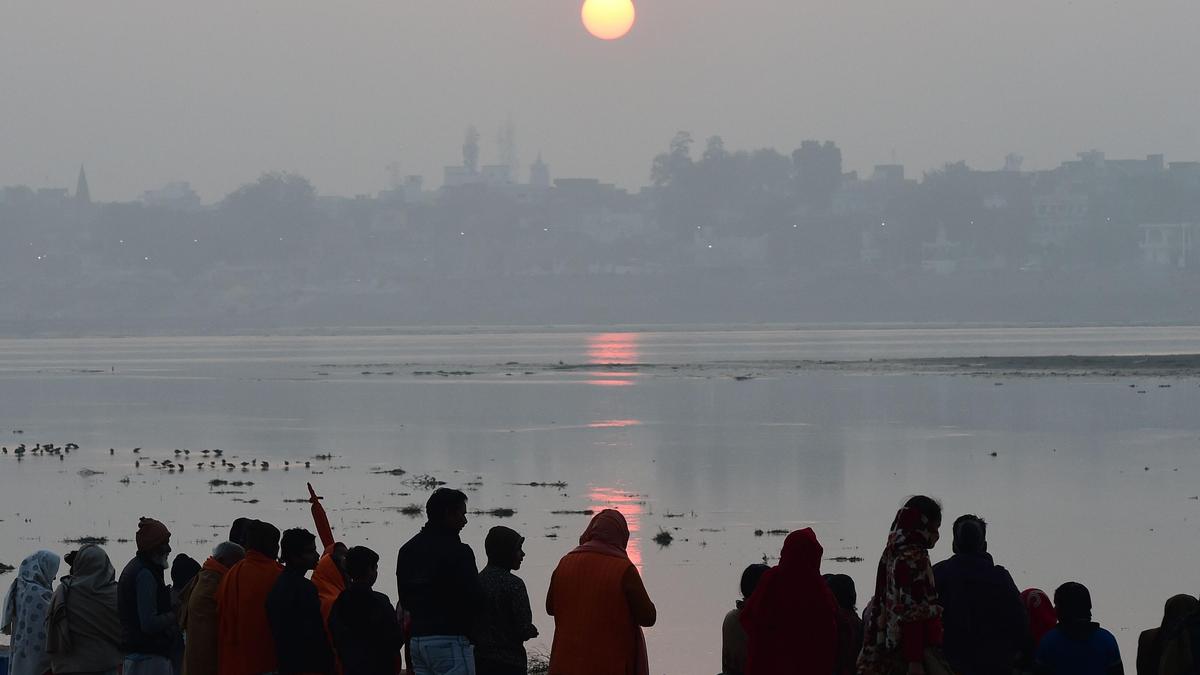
[1140,223,1199,268]
[142,181,202,211]
[530,154,551,189]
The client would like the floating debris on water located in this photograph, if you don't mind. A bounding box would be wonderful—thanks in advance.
[514,481,568,488]
[77,468,104,477]
[397,504,424,517]
[62,536,109,546]
[653,529,674,546]
[371,468,408,476]
[827,556,865,563]
[551,509,594,516]
[403,474,447,490]
[470,508,516,518]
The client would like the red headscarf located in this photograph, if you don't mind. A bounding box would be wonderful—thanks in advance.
[571,509,631,559]
[1021,589,1057,647]
[857,507,943,675]
[739,528,838,675]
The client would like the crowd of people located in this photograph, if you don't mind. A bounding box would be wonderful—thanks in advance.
[3,489,1199,675]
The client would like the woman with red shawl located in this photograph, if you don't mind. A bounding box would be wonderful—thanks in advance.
[1018,588,1057,673]
[546,509,656,675]
[858,496,945,675]
[738,528,838,674]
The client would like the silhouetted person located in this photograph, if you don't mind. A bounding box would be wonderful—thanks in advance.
[1018,589,1058,673]
[179,542,244,675]
[229,518,252,549]
[858,495,945,675]
[721,564,769,675]
[547,509,656,675]
[217,520,283,675]
[46,545,122,675]
[823,574,863,675]
[933,515,1027,675]
[171,555,202,602]
[266,528,334,675]
[329,547,402,675]
[473,526,538,675]
[4,550,62,675]
[395,488,483,675]
[1034,582,1123,675]
[118,518,178,675]
[1139,595,1198,675]
[739,528,838,674]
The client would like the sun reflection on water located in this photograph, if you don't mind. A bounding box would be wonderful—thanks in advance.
[586,332,640,387]
[587,485,645,570]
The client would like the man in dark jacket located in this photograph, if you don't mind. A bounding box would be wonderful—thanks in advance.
[329,547,403,675]
[118,517,179,675]
[266,528,334,675]
[933,515,1027,675]
[395,488,484,675]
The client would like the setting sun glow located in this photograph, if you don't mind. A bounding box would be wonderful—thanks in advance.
[581,0,636,41]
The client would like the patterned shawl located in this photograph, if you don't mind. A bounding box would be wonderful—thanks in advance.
[857,507,942,674]
[2,550,62,675]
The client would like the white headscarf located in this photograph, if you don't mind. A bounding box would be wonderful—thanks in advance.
[2,550,62,675]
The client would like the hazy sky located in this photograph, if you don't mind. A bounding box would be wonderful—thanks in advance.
[2,0,1199,201]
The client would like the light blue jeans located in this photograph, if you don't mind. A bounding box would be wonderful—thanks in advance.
[410,635,476,675]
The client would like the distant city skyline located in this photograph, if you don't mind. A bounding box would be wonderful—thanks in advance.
[3,1,1199,201]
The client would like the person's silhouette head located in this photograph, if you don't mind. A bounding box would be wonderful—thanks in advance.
[247,520,281,559]
[484,526,525,571]
[951,514,987,555]
[1054,582,1093,624]
[823,573,857,612]
[426,488,469,534]
[280,528,319,572]
[345,546,379,587]
[739,563,770,600]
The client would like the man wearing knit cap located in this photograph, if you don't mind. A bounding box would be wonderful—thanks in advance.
[118,517,179,675]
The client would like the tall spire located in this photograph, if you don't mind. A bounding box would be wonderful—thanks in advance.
[75,165,91,204]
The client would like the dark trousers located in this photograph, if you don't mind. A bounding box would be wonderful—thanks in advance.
[474,659,525,675]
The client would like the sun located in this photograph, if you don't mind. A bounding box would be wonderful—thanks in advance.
[581,0,636,41]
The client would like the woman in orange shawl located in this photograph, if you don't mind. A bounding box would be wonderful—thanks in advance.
[546,509,655,675]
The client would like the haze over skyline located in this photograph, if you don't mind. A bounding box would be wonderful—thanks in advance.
[3,0,1198,201]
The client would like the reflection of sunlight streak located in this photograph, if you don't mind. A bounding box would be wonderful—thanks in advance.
[587,333,640,387]
[588,486,645,570]
[586,419,642,429]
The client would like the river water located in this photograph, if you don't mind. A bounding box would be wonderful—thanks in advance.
[3,326,1200,671]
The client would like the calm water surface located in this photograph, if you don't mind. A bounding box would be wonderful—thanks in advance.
[3,326,1200,672]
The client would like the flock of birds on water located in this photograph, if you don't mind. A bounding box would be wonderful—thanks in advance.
[2,432,314,473]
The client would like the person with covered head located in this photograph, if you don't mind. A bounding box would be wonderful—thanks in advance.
[739,528,838,674]
[858,495,946,675]
[1138,595,1198,675]
[395,487,483,675]
[824,574,864,675]
[473,526,538,675]
[266,528,334,675]
[720,563,768,675]
[329,547,403,675]
[118,518,179,675]
[217,520,283,675]
[932,514,1027,675]
[179,542,245,675]
[46,544,122,675]
[546,508,656,675]
[2,550,62,675]
[1034,581,1123,675]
